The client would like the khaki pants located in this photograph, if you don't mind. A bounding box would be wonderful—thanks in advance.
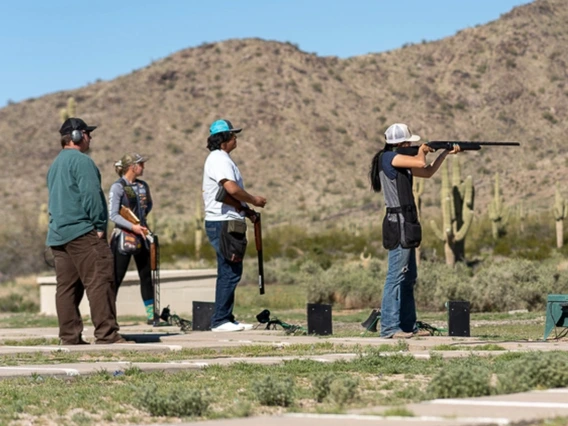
[51,230,121,344]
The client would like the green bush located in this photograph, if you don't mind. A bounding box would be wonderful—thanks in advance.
[415,261,473,311]
[0,220,48,279]
[253,375,295,407]
[416,257,568,312]
[312,372,336,402]
[250,224,384,266]
[329,376,359,406]
[304,259,385,309]
[135,384,209,417]
[496,352,568,394]
[241,257,306,286]
[0,293,38,313]
[427,363,491,399]
[465,215,555,261]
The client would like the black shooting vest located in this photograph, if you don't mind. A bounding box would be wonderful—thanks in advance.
[118,178,150,227]
[378,152,422,250]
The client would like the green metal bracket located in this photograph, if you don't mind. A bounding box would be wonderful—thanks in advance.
[543,294,568,340]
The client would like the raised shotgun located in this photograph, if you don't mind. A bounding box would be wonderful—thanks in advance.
[395,141,520,155]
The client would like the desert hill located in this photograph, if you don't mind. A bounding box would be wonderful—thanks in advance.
[0,0,566,233]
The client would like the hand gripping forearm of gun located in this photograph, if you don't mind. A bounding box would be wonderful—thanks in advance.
[215,181,266,222]
[119,206,154,242]
[215,182,266,294]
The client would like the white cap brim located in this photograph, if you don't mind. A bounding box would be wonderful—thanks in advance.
[386,134,421,144]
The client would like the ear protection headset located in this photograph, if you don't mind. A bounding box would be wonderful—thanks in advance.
[69,118,84,143]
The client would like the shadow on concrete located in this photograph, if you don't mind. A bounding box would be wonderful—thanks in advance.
[122,333,185,343]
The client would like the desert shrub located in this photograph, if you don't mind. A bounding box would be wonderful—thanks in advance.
[135,384,209,417]
[312,372,336,402]
[466,214,555,260]
[305,259,385,309]
[496,351,568,394]
[469,258,568,312]
[241,257,305,286]
[415,257,568,312]
[415,260,473,310]
[253,375,295,407]
[0,293,39,313]
[253,224,384,266]
[160,238,216,263]
[427,363,491,399]
[329,376,359,406]
[0,220,48,279]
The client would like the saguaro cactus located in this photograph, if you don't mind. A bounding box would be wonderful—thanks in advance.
[430,159,474,266]
[488,173,508,239]
[412,177,425,266]
[554,184,567,249]
[59,97,76,122]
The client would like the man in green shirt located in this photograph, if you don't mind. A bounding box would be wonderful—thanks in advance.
[47,118,125,345]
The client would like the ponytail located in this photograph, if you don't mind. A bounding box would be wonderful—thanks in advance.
[369,143,393,193]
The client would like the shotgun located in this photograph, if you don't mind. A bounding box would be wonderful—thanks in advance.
[118,206,161,325]
[253,212,264,295]
[215,186,265,294]
[395,141,520,156]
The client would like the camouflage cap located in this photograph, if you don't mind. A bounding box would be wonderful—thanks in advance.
[118,153,148,168]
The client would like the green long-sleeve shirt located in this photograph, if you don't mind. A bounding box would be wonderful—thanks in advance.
[46,149,108,246]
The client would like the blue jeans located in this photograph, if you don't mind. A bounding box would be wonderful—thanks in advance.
[205,220,243,328]
[380,245,417,337]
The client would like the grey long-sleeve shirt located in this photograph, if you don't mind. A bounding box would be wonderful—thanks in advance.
[108,178,152,230]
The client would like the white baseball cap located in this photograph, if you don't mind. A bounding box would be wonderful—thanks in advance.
[385,123,421,144]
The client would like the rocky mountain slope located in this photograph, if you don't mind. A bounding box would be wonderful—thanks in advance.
[0,0,566,231]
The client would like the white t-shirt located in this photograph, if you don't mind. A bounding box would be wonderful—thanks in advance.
[202,149,246,221]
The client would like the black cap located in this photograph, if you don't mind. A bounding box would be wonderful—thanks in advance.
[59,117,97,136]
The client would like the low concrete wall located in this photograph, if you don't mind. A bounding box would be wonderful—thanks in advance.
[37,269,217,317]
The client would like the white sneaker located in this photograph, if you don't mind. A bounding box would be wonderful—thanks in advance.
[234,321,254,331]
[211,322,245,332]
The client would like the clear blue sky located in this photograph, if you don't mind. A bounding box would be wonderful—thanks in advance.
[0,0,531,105]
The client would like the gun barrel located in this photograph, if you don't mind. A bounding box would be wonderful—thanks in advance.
[430,141,520,146]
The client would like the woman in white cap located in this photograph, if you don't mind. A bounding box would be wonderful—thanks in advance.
[369,123,460,338]
[108,153,154,324]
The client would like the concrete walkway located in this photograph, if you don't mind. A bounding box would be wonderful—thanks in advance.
[0,324,567,425]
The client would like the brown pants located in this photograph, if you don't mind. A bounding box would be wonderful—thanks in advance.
[51,230,121,344]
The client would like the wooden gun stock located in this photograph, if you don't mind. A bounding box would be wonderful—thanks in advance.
[119,205,140,224]
[119,206,152,239]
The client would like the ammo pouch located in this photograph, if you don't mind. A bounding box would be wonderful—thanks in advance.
[114,228,143,256]
[382,206,422,250]
[220,220,248,262]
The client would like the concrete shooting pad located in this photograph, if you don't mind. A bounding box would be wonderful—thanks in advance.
[0,325,568,425]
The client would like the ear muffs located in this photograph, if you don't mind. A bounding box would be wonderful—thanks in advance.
[71,129,83,143]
